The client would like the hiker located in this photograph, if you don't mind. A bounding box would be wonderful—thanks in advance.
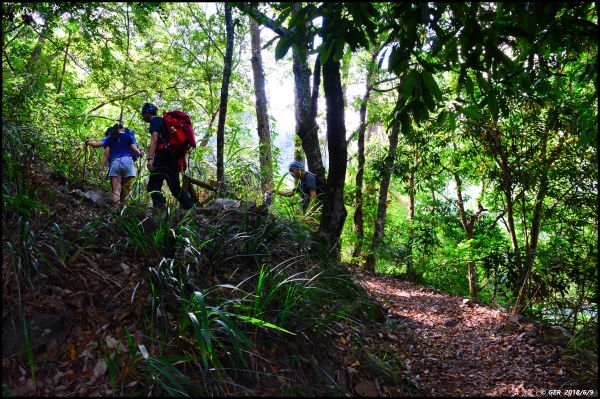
[141,102,194,210]
[86,123,142,202]
[267,161,320,212]
[86,124,142,206]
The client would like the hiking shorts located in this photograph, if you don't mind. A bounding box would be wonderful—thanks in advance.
[108,157,136,178]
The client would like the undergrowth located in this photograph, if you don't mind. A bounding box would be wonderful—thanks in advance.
[2,147,383,395]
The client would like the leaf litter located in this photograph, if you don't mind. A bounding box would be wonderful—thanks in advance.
[351,270,592,396]
[2,166,596,397]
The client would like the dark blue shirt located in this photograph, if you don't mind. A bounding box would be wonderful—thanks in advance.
[149,116,168,145]
[103,128,138,160]
[297,172,318,210]
[102,134,135,161]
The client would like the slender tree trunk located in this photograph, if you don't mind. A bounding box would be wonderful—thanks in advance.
[340,48,351,106]
[364,117,401,273]
[513,128,550,314]
[352,51,377,259]
[483,126,524,304]
[290,3,323,179]
[317,43,347,259]
[199,105,220,148]
[406,149,417,281]
[294,135,305,163]
[56,30,71,95]
[250,18,273,192]
[25,29,47,77]
[216,3,234,184]
[293,50,325,179]
[502,163,523,279]
[310,54,320,121]
[13,25,49,110]
[454,171,479,299]
[495,147,522,270]
[237,3,323,177]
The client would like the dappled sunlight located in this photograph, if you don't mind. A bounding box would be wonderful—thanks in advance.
[357,273,571,396]
[2,1,596,396]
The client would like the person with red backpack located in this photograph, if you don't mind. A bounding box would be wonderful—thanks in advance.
[141,102,194,210]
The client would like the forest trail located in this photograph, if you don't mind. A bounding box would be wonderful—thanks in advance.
[354,272,573,396]
[2,165,592,396]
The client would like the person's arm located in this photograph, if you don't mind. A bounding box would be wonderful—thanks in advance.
[98,147,109,178]
[129,130,144,157]
[130,143,142,157]
[85,139,104,148]
[268,183,295,197]
[147,131,159,170]
[307,189,317,209]
[276,189,294,197]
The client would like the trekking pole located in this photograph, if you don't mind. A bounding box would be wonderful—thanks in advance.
[137,154,142,198]
[138,156,145,197]
[83,140,88,186]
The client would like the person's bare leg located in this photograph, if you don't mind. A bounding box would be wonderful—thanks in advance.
[121,176,133,203]
[110,176,121,206]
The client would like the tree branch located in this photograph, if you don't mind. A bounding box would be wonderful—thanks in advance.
[199,104,221,147]
[187,4,226,59]
[2,20,25,36]
[29,24,91,75]
[3,50,16,74]
[2,23,27,51]
[236,4,290,37]
[79,89,148,118]
[370,77,398,88]
[370,85,401,93]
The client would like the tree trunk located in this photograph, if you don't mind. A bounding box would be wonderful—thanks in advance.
[483,125,524,304]
[249,18,273,192]
[293,50,325,179]
[237,3,323,178]
[310,54,321,120]
[406,149,417,281]
[199,105,220,147]
[56,30,71,95]
[294,135,305,163]
[366,121,378,143]
[216,3,234,184]
[502,166,523,277]
[25,29,47,77]
[364,117,401,273]
[12,25,49,111]
[316,43,347,259]
[340,48,351,106]
[453,170,479,299]
[513,128,550,314]
[352,51,377,259]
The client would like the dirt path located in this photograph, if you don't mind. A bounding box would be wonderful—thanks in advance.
[356,273,573,397]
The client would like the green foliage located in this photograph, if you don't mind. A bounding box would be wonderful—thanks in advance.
[1,2,598,394]
[2,191,48,218]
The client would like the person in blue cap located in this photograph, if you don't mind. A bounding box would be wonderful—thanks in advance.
[268,161,319,212]
[141,102,194,210]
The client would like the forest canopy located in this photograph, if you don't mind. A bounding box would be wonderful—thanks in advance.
[2,2,598,396]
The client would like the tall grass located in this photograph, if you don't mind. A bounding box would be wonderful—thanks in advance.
[1,138,385,396]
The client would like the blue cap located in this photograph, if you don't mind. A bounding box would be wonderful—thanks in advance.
[141,103,158,115]
[288,161,304,170]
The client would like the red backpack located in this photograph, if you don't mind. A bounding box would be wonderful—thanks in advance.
[159,110,197,171]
